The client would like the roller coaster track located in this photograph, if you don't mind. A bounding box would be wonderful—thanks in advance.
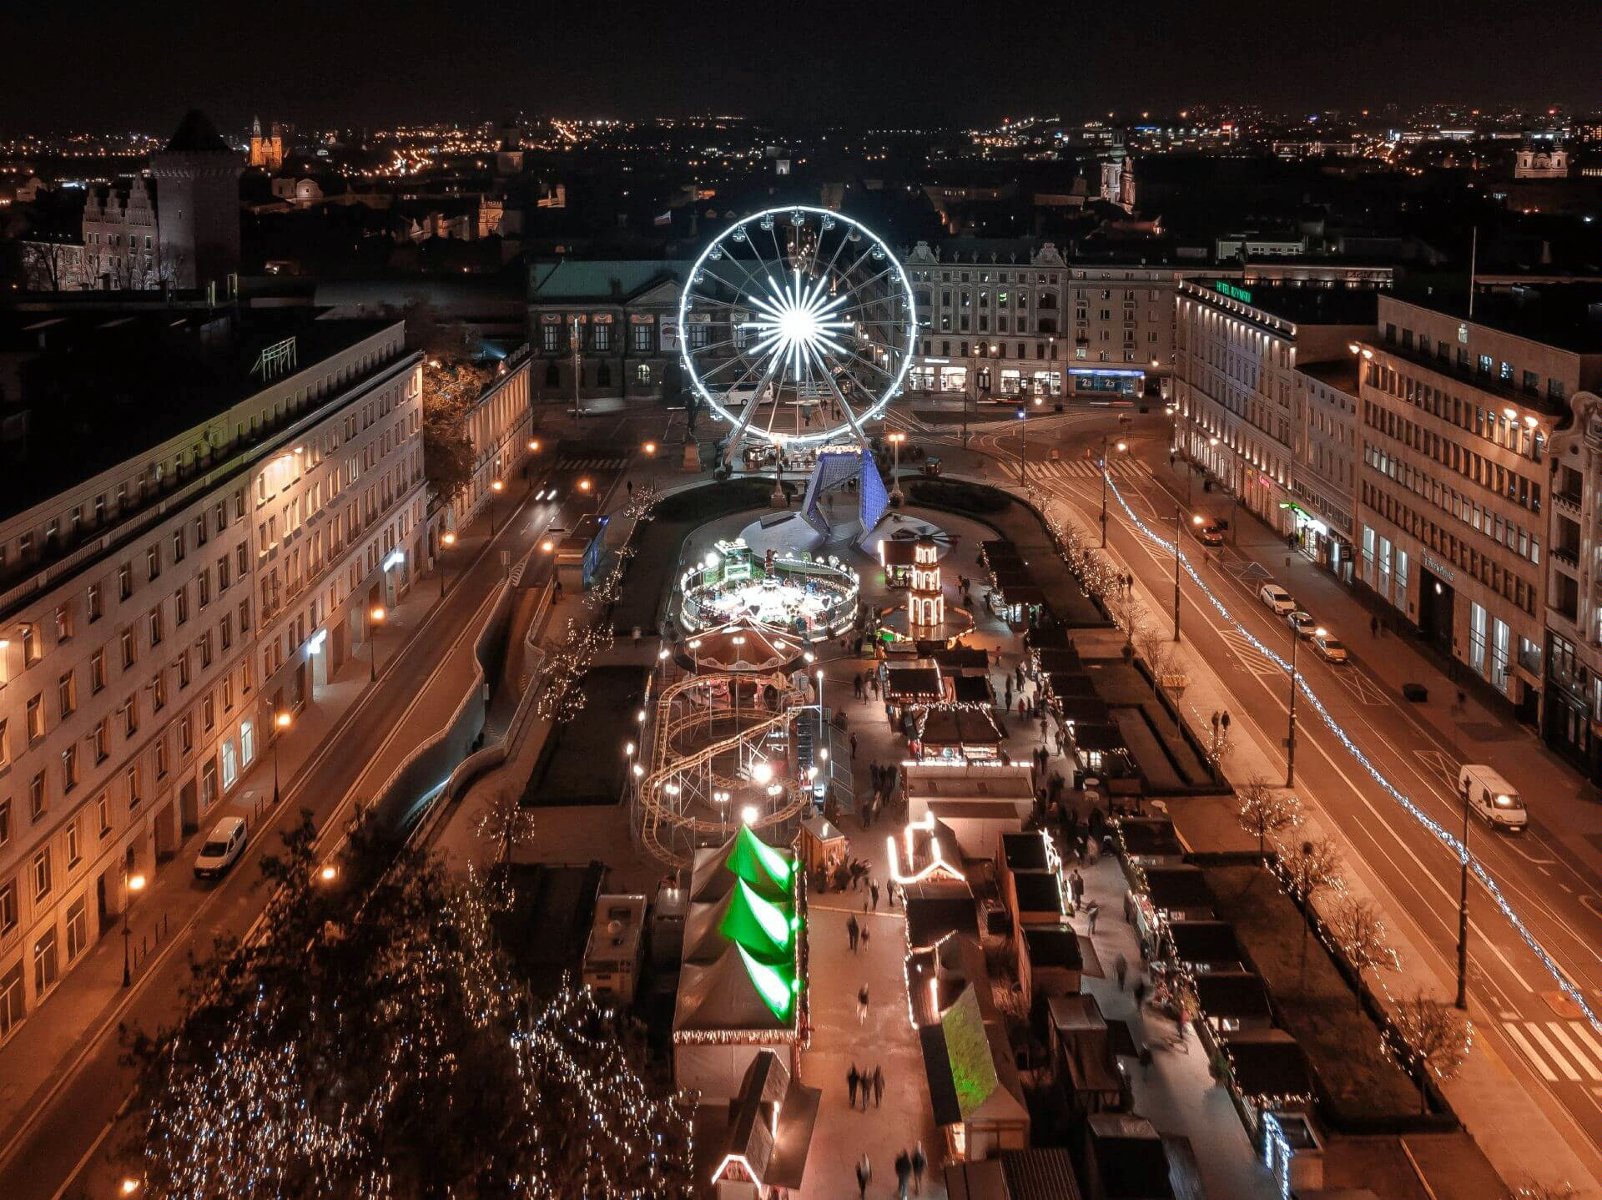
[640,672,812,866]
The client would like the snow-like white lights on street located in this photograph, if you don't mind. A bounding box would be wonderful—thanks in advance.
[1103,476,1601,1032]
[742,269,854,383]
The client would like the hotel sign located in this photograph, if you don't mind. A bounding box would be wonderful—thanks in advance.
[1421,553,1456,583]
[1215,281,1254,304]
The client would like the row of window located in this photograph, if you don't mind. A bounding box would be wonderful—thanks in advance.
[1362,400,1543,517]
[1365,360,1545,461]
[1360,480,1538,617]
[1383,323,1569,402]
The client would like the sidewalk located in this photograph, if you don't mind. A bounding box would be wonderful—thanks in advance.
[0,496,511,1160]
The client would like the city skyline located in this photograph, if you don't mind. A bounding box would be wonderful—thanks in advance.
[5,0,1601,133]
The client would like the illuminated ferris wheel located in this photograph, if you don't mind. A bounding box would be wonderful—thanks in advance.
[677,206,917,456]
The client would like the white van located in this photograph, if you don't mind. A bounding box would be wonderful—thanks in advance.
[1456,764,1527,832]
[194,816,249,879]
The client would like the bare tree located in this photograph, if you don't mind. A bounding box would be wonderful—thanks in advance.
[1391,991,1471,1114]
[1280,836,1343,986]
[1236,776,1301,865]
[1134,622,1175,682]
[1510,1181,1579,1200]
[472,789,537,865]
[19,239,77,291]
[1329,896,1400,1011]
[1108,584,1144,649]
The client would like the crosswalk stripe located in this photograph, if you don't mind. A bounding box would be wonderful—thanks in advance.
[1547,1024,1602,1081]
[1505,1024,1561,1081]
[1524,1023,1583,1081]
[1571,1023,1602,1064]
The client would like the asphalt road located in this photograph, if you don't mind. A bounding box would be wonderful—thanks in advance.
[894,398,1602,1170]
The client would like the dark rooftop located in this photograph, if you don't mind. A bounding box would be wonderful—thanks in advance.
[1208,281,1382,329]
[1221,1029,1315,1102]
[1001,832,1051,870]
[1389,282,1602,356]
[1164,921,1241,966]
[1192,971,1273,1020]
[162,109,231,155]
[1142,866,1215,912]
[1011,871,1064,915]
[1021,925,1084,970]
[0,309,399,520]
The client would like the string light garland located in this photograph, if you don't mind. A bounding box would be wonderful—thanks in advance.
[1102,476,1601,1034]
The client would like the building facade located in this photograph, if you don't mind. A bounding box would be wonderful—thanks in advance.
[1175,280,1379,573]
[1353,292,1602,722]
[80,178,161,291]
[446,345,534,534]
[527,260,691,406]
[1547,387,1602,775]
[0,310,420,1045]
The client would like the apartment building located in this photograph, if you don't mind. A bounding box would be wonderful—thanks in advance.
[1354,288,1602,724]
[1175,280,1379,575]
[0,306,421,1043]
[447,345,533,534]
[528,260,691,405]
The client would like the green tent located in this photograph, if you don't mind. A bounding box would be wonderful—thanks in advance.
[718,878,796,963]
[724,825,795,902]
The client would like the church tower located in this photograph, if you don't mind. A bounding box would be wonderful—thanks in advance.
[152,109,242,291]
[248,116,285,170]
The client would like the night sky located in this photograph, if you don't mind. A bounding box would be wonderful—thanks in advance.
[7,0,1601,132]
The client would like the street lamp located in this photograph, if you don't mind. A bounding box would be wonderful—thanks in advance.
[368,606,386,682]
[1013,398,1029,485]
[642,440,658,457]
[816,669,826,747]
[1285,628,1317,787]
[1099,437,1128,548]
[121,867,147,987]
[887,432,906,505]
[318,863,339,884]
[1456,778,1472,1010]
[272,709,292,806]
[489,479,505,534]
[1172,505,1183,642]
[439,530,457,598]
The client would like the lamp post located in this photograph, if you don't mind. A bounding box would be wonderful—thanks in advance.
[1456,778,1471,1009]
[887,432,906,505]
[731,636,746,728]
[368,606,386,682]
[439,531,457,599]
[571,316,583,422]
[272,709,292,806]
[577,476,594,513]
[1285,628,1316,788]
[816,669,826,748]
[1172,505,1183,641]
[1014,402,1028,485]
[489,479,505,534]
[121,867,147,987]
[1099,436,1128,548]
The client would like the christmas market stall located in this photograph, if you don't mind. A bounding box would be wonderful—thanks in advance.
[902,761,1035,859]
[881,661,944,725]
[708,1049,822,1198]
[913,703,1006,762]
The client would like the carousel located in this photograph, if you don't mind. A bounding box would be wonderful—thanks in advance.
[684,619,804,674]
[679,538,860,641]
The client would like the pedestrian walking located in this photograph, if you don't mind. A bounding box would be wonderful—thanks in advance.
[1134,976,1148,1010]
[1018,696,1027,719]
[1069,868,1085,910]
[853,673,864,699]
[1086,901,1100,934]
[847,1064,860,1109]
[1115,951,1129,991]
[870,879,881,911]
[847,913,860,953]
[872,1064,885,1108]
[912,1142,927,1195]
[1370,615,1379,637]
[860,924,871,951]
[850,732,859,760]
[858,984,870,1024]
[626,479,634,497]
[856,1153,872,1199]
[895,1149,913,1199]
[871,675,881,699]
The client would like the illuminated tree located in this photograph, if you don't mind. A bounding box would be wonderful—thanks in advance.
[421,358,491,505]
[126,816,692,1198]
[1390,991,1471,1114]
[1328,896,1399,1012]
[1279,835,1342,987]
[1236,776,1301,866]
[473,788,538,866]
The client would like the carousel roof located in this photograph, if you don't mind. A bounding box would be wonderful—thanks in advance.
[687,619,803,672]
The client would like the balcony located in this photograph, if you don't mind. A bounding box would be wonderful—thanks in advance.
[1554,490,1582,516]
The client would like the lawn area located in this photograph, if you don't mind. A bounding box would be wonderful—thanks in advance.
[1204,865,1423,1125]
[610,477,775,635]
[520,665,649,807]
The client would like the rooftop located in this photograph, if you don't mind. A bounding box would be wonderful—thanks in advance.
[0,308,400,520]
[1191,280,1381,329]
[1387,282,1602,356]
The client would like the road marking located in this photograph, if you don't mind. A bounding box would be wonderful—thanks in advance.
[1549,1023,1602,1081]
[1524,1022,1585,1081]
[1505,1024,1562,1081]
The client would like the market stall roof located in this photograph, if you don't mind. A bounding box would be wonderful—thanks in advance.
[918,705,1005,747]
[1164,920,1244,968]
[800,813,845,844]
[1117,817,1186,859]
[1220,1029,1315,1103]
[981,540,1023,567]
[926,983,1030,1127]
[686,618,803,672]
[1057,696,1112,725]
[1011,872,1064,916]
[884,663,944,701]
[682,878,796,965]
[1025,626,1073,651]
[1001,832,1051,871]
[880,538,922,566]
[1193,971,1273,1023]
[988,567,1034,590]
[1086,1114,1176,1200]
[720,1050,821,1191]
[674,941,799,1032]
[945,1149,1085,1200]
[950,674,993,704]
[1072,723,1128,752]
[1034,647,1083,674]
[929,645,993,674]
[1022,925,1084,972]
[1141,865,1215,913]
[1048,672,1099,699]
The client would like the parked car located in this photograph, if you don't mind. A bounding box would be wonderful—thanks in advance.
[1457,764,1527,833]
[1287,610,1317,639]
[1197,524,1225,547]
[1258,583,1296,615]
[1312,630,1348,663]
[193,816,248,880]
